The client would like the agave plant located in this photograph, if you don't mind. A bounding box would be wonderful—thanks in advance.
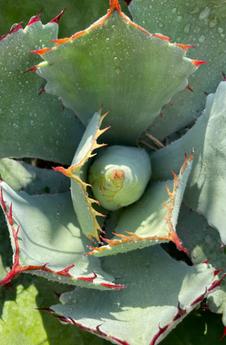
[0,0,226,344]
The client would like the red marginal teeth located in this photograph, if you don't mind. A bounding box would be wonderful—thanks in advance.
[175,43,194,50]
[31,47,51,55]
[191,288,207,306]
[100,282,126,290]
[27,15,41,26]
[0,187,6,212]
[0,23,23,41]
[77,273,97,282]
[150,325,169,345]
[221,327,226,340]
[153,33,171,41]
[50,9,65,24]
[9,23,23,34]
[51,38,70,45]
[192,59,207,67]
[214,269,223,276]
[170,231,188,255]
[24,65,37,73]
[8,203,13,225]
[56,264,75,277]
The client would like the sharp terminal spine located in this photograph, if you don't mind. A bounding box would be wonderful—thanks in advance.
[50,9,65,24]
[27,15,41,26]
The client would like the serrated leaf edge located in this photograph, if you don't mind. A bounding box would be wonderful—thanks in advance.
[46,263,219,345]
[0,10,62,42]
[33,0,202,72]
[0,183,125,290]
[54,111,109,241]
[87,154,193,256]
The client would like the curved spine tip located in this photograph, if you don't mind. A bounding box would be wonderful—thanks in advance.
[56,264,75,277]
[150,324,169,345]
[51,38,70,45]
[31,47,51,55]
[109,0,121,12]
[170,231,188,255]
[0,23,23,41]
[50,9,65,24]
[192,59,207,67]
[27,15,41,26]
[52,166,70,177]
[100,282,126,290]
[175,43,194,50]
[10,23,23,34]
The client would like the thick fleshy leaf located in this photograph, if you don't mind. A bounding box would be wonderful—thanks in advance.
[150,92,214,181]
[36,2,196,144]
[88,155,192,256]
[0,182,124,290]
[130,0,226,140]
[177,206,226,269]
[0,17,84,163]
[54,111,108,240]
[0,158,69,194]
[177,204,226,330]
[51,246,216,345]
[151,81,226,244]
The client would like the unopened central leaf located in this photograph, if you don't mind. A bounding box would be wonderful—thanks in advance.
[88,145,151,210]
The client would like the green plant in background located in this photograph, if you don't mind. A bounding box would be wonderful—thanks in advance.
[0,0,226,344]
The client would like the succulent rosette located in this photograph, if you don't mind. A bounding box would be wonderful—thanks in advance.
[0,1,225,344]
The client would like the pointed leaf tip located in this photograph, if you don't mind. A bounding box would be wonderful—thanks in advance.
[100,282,126,290]
[192,59,207,67]
[51,38,70,45]
[52,166,70,177]
[109,0,121,12]
[0,23,23,41]
[150,325,169,345]
[175,43,194,50]
[50,9,65,24]
[170,231,189,254]
[31,47,51,55]
[9,22,23,34]
[27,15,41,26]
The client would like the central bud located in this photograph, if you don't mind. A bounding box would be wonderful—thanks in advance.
[88,145,151,211]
